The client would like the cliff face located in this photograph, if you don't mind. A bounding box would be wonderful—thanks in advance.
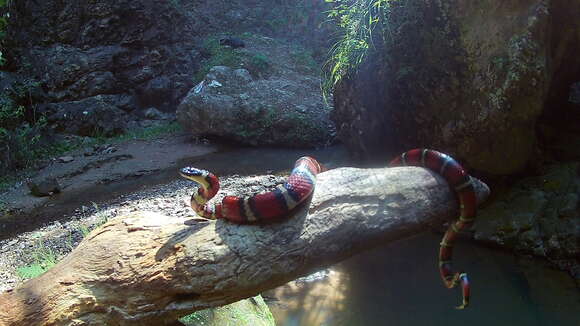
[332,0,580,175]
[1,0,331,135]
[5,0,196,114]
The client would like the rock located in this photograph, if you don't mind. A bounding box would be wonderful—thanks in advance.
[219,36,245,48]
[57,156,74,163]
[474,163,580,278]
[4,1,197,114]
[143,107,165,120]
[40,95,130,136]
[2,0,333,126]
[177,66,334,148]
[26,177,61,197]
[137,77,172,109]
[101,145,117,154]
[331,0,580,175]
[569,82,580,105]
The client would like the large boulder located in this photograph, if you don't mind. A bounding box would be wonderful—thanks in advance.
[2,0,334,119]
[331,0,580,175]
[474,163,580,280]
[177,66,334,147]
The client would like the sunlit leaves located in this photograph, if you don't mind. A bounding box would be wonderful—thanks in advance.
[323,0,392,98]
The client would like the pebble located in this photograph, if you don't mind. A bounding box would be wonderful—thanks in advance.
[58,156,75,163]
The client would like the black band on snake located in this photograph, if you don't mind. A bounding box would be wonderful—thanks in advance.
[181,149,477,309]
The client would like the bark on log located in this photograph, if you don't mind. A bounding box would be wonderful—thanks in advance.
[0,167,490,326]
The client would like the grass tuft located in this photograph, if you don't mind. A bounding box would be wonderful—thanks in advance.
[322,0,394,100]
[16,239,58,279]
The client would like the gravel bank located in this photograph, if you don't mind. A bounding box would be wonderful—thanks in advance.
[0,173,285,293]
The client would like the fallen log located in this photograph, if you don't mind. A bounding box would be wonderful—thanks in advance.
[0,166,490,326]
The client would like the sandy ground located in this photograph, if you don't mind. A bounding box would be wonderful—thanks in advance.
[0,167,288,292]
[0,131,349,292]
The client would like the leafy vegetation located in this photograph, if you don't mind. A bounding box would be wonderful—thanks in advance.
[16,239,58,279]
[0,77,47,175]
[195,35,273,82]
[322,0,394,98]
[0,0,9,66]
[180,296,276,326]
[290,46,319,73]
[15,202,108,280]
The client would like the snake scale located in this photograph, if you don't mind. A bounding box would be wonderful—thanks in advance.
[180,148,476,309]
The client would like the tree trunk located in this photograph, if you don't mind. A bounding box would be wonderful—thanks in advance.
[0,166,490,326]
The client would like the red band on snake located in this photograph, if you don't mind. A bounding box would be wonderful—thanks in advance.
[389,148,476,309]
[181,149,476,309]
[180,156,323,224]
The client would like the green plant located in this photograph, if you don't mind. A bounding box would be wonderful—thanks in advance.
[0,0,11,66]
[79,225,91,238]
[180,310,213,325]
[290,47,318,72]
[322,0,394,99]
[247,53,272,77]
[0,199,7,215]
[16,239,58,279]
[195,35,273,82]
[0,77,48,174]
[195,36,241,82]
[179,296,275,326]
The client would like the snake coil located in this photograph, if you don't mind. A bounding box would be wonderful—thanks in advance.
[181,149,476,309]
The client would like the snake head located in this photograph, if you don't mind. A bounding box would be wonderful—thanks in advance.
[180,166,220,199]
[179,167,209,180]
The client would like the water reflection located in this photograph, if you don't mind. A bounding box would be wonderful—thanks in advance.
[266,233,580,326]
[265,269,349,326]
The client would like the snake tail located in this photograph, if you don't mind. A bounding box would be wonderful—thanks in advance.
[390,148,476,309]
[180,156,323,224]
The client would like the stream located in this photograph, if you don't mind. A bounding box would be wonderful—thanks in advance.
[266,232,580,326]
[1,144,578,325]
[171,146,579,325]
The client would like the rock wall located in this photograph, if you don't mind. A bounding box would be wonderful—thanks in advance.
[475,163,580,280]
[2,0,332,136]
[332,0,580,175]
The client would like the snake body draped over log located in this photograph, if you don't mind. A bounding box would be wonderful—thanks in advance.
[180,149,477,309]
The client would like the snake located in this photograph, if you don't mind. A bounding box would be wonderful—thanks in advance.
[179,156,323,223]
[389,148,475,309]
[180,149,476,309]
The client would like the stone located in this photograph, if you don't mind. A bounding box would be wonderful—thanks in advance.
[143,107,165,120]
[26,177,61,197]
[40,95,129,136]
[331,0,580,175]
[57,156,74,163]
[177,66,334,148]
[474,163,580,277]
[569,82,580,105]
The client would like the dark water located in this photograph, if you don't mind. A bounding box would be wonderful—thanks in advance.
[265,233,580,326]
[7,143,577,324]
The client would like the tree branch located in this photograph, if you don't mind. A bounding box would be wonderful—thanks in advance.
[0,167,490,326]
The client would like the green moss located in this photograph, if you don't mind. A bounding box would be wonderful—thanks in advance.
[16,239,58,280]
[180,296,275,326]
[195,35,273,82]
[290,46,319,72]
